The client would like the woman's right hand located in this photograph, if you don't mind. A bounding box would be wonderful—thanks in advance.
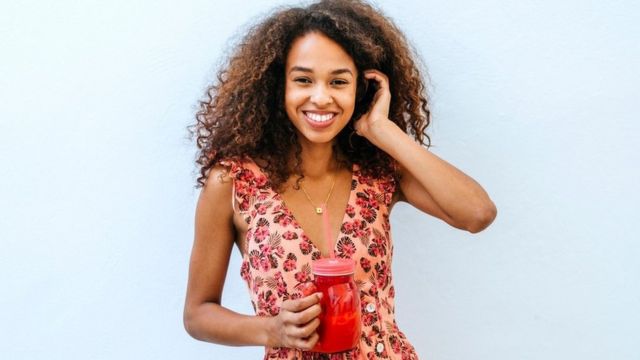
[266,292,323,350]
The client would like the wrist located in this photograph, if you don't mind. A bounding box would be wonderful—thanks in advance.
[366,119,400,149]
[260,315,277,347]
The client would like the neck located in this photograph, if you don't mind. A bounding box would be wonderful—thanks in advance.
[290,141,342,180]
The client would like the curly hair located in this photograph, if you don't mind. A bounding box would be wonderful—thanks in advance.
[189,0,432,192]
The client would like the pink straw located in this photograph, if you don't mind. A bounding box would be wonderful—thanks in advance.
[321,204,335,258]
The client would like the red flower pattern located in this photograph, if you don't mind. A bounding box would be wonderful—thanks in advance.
[254,226,270,242]
[283,253,297,272]
[299,237,313,255]
[283,231,298,240]
[360,258,372,272]
[218,159,418,359]
[337,236,356,258]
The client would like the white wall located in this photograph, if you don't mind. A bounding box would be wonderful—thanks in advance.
[1,0,638,359]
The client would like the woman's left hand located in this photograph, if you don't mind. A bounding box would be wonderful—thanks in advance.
[353,69,393,140]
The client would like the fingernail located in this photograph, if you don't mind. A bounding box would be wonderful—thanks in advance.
[316,292,323,300]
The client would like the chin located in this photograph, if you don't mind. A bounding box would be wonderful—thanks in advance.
[297,132,337,145]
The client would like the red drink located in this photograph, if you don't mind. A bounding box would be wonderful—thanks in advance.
[310,258,361,353]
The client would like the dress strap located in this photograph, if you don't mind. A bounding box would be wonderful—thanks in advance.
[231,176,238,213]
[218,159,243,215]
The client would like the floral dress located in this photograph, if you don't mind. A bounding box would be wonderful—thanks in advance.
[219,157,419,360]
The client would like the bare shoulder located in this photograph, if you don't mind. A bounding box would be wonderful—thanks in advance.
[184,164,238,313]
[198,164,234,220]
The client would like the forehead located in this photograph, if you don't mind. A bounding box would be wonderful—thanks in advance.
[285,32,356,72]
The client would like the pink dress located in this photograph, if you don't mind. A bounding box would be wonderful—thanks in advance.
[220,158,419,359]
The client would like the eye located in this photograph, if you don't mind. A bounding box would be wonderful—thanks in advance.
[294,77,311,84]
[332,79,349,86]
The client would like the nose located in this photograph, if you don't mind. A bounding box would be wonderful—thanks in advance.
[310,85,334,106]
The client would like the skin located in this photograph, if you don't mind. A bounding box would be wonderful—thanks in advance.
[183,32,497,350]
[280,32,359,260]
[284,32,357,179]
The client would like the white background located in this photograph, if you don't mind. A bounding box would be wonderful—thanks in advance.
[1,0,638,359]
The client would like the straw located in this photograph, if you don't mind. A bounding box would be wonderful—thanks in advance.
[321,204,335,258]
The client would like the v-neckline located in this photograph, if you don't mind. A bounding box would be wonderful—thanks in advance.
[271,162,358,259]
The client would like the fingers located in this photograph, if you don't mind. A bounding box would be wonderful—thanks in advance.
[282,312,320,350]
[294,331,320,350]
[282,299,321,326]
[363,69,390,102]
[363,69,389,87]
[281,292,321,313]
[292,303,322,326]
[274,293,323,350]
[295,317,321,338]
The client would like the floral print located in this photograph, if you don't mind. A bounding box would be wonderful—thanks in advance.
[220,158,418,359]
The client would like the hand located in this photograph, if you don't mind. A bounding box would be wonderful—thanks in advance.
[266,292,323,350]
[353,69,394,140]
[299,282,318,297]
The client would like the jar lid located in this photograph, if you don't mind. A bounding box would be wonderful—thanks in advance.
[312,258,355,276]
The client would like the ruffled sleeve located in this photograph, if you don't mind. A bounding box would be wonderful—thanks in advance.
[218,159,252,216]
[218,158,241,179]
[218,158,271,219]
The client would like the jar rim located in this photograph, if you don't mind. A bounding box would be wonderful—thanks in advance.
[311,258,355,276]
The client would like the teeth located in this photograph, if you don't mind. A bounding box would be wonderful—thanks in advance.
[305,112,335,122]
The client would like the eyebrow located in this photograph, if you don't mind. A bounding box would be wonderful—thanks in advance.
[288,66,354,76]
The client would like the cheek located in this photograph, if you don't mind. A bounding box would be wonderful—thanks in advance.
[284,90,303,122]
[284,88,306,108]
[337,92,356,112]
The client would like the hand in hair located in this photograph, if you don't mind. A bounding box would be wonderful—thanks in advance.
[353,69,393,140]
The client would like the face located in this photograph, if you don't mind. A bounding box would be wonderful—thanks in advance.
[284,32,357,146]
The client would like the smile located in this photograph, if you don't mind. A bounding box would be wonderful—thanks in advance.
[303,111,337,129]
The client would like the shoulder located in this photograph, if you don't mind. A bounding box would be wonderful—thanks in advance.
[218,156,265,177]
[206,160,238,185]
[199,164,234,212]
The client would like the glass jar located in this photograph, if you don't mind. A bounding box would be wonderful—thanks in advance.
[308,258,361,353]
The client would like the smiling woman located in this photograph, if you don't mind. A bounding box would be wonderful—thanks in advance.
[184,0,496,359]
[285,33,357,144]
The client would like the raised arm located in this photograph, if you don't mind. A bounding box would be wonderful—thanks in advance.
[355,69,497,233]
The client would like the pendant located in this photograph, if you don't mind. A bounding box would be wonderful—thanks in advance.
[315,207,323,214]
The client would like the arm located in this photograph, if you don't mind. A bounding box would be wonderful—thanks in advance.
[183,165,322,348]
[183,165,270,345]
[377,123,497,233]
[355,70,497,233]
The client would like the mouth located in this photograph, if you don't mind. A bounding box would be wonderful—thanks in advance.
[302,111,338,129]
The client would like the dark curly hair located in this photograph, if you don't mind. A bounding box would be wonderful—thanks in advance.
[189,0,432,192]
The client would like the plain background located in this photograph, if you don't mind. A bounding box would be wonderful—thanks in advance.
[1,0,638,359]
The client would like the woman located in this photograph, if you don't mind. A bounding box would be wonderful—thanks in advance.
[184,1,497,358]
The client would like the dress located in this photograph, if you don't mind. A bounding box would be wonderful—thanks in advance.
[220,157,419,360]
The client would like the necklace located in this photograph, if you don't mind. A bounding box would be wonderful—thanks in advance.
[299,173,337,215]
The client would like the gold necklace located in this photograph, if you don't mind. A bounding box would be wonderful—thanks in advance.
[299,173,337,215]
